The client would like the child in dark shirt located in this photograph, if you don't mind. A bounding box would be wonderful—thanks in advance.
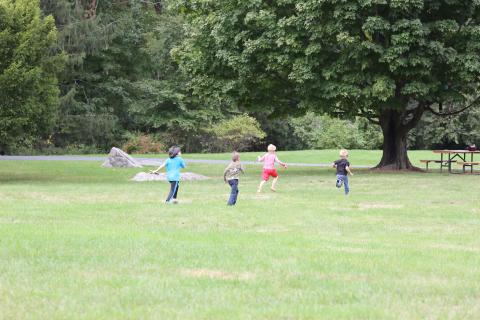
[332,149,353,195]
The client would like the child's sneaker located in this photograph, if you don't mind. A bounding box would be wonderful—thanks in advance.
[336,179,343,188]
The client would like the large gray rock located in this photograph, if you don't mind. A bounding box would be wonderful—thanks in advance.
[102,147,143,168]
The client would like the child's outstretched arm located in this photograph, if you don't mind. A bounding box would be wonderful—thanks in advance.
[151,161,166,174]
[257,154,266,162]
[331,162,337,168]
[275,156,287,168]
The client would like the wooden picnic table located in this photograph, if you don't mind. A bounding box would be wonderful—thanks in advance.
[432,150,480,173]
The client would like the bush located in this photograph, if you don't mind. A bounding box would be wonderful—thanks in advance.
[203,114,267,152]
[354,117,384,149]
[291,112,382,149]
[122,133,165,154]
[9,141,101,155]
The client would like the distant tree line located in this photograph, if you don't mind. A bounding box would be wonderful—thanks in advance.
[1,0,479,159]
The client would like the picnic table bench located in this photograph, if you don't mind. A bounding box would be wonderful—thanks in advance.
[421,150,480,173]
[457,161,480,174]
[420,159,456,171]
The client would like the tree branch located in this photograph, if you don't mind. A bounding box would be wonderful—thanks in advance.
[332,109,380,124]
[404,104,425,131]
[427,95,480,116]
[359,111,380,124]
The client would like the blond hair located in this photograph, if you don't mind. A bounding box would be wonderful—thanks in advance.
[232,151,240,162]
[267,144,277,152]
[339,149,348,157]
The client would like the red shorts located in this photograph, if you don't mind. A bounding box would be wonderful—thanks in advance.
[262,169,278,181]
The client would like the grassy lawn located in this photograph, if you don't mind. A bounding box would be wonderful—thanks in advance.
[134,149,437,167]
[51,149,440,167]
[1,155,479,319]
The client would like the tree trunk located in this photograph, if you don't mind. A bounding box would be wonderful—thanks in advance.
[374,108,422,170]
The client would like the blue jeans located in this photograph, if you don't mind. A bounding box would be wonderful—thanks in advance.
[336,174,349,195]
[227,179,239,205]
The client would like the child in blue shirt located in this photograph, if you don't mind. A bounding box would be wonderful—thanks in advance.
[151,146,186,204]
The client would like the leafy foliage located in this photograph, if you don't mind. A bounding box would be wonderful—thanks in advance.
[256,116,308,151]
[172,0,480,167]
[0,0,63,153]
[4,1,480,155]
[204,114,266,152]
[410,107,480,149]
[122,133,165,154]
[37,1,224,152]
[39,0,126,150]
[291,113,382,150]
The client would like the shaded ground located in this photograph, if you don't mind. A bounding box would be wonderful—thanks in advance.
[132,172,209,181]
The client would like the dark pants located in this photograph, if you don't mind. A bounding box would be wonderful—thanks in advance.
[227,179,239,206]
[166,181,179,202]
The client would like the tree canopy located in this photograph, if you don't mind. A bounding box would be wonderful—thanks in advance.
[2,0,480,156]
[173,0,480,168]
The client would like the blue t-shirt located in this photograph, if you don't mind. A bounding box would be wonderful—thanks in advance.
[165,156,186,181]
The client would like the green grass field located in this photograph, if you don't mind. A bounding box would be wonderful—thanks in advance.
[1,151,480,319]
[137,149,436,167]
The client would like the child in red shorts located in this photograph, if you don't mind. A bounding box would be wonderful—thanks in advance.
[257,144,287,193]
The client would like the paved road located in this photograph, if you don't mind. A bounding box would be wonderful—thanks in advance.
[0,155,370,168]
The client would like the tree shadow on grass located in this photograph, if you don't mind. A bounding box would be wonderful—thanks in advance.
[0,172,132,185]
[279,167,375,177]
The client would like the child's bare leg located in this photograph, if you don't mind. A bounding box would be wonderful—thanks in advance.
[271,177,279,191]
[257,180,266,193]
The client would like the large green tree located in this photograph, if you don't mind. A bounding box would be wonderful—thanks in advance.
[0,0,63,153]
[173,0,480,169]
